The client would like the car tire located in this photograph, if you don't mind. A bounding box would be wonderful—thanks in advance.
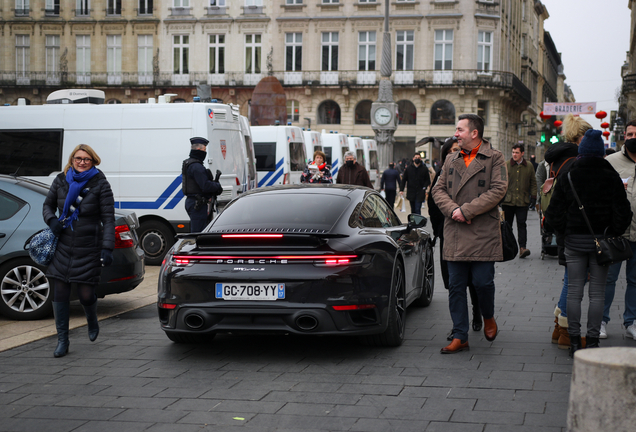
[361,260,406,347]
[414,241,435,307]
[165,331,216,344]
[137,220,175,266]
[0,259,53,320]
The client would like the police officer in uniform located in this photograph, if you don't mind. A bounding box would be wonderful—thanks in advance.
[183,137,223,232]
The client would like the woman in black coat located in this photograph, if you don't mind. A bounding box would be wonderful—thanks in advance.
[428,137,482,339]
[545,130,632,356]
[43,144,115,358]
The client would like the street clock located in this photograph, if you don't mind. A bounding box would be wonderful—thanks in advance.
[371,102,398,129]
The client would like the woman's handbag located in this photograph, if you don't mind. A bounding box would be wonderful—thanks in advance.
[500,212,518,262]
[24,228,59,266]
[567,172,633,266]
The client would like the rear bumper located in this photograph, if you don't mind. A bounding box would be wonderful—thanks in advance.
[97,246,145,297]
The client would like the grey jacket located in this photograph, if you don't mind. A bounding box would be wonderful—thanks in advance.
[606,147,636,241]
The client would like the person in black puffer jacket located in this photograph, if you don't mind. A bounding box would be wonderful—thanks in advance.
[545,130,632,356]
[43,144,115,358]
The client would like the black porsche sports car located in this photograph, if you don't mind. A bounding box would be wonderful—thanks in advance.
[157,185,435,347]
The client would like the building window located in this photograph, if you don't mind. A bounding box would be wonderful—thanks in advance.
[318,100,341,124]
[209,34,225,74]
[359,0,376,2]
[321,32,338,71]
[45,35,60,74]
[245,34,261,74]
[286,0,302,4]
[358,31,376,71]
[478,100,489,126]
[107,0,121,15]
[246,0,262,5]
[287,100,300,123]
[138,35,153,81]
[396,30,414,71]
[45,0,60,15]
[16,35,30,76]
[76,35,91,74]
[322,0,338,3]
[396,0,415,2]
[77,0,89,16]
[477,31,492,73]
[139,0,152,14]
[210,0,226,5]
[430,99,455,125]
[174,0,189,6]
[107,35,122,75]
[398,100,416,125]
[16,0,29,16]
[173,35,189,74]
[355,100,372,125]
[285,33,302,72]
[434,29,453,70]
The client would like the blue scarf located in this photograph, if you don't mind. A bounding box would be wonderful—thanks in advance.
[59,167,99,229]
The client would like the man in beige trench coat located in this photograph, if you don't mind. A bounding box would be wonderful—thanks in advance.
[432,114,508,354]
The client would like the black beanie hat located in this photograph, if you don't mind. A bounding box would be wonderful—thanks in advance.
[578,129,605,158]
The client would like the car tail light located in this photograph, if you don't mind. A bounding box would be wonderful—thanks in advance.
[221,234,283,239]
[158,302,177,310]
[332,304,376,311]
[115,224,134,249]
[235,177,241,185]
[170,254,359,265]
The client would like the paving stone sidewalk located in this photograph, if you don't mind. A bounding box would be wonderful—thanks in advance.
[0,211,634,432]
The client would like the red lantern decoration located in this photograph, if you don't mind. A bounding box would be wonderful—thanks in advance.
[602,130,610,139]
[540,111,552,121]
[554,120,563,128]
[596,111,607,120]
[601,122,610,129]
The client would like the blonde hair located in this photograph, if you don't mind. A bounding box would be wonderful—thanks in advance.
[562,114,592,144]
[63,144,101,174]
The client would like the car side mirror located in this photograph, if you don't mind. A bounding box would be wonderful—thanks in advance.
[407,213,427,229]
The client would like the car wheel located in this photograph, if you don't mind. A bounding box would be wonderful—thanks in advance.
[361,260,406,347]
[414,242,435,307]
[165,331,216,344]
[138,220,175,266]
[0,259,52,320]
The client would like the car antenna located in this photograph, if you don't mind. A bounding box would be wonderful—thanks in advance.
[9,162,23,178]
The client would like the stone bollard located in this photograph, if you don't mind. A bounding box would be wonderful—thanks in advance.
[567,347,636,431]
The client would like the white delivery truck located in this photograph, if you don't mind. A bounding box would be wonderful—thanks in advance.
[362,138,380,188]
[251,125,307,187]
[321,131,349,180]
[0,96,249,265]
[302,130,323,162]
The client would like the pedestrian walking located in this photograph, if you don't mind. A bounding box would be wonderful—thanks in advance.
[601,119,636,340]
[42,144,115,358]
[431,114,508,354]
[545,129,631,356]
[380,162,400,207]
[428,137,482,338]
[501,144,537,258]
[182,137,223,233]
[399,153,430,215]
[335,151,373,187]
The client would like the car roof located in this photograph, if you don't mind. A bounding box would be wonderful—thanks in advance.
[239,184,374,199]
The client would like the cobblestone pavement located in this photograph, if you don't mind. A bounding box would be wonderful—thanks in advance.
[0,210,634,432]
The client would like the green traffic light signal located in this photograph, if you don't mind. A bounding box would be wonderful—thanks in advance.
[549,135,559,144]
[540,132,546,143]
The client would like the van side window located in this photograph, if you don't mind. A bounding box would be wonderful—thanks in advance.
[324,147,333,166]
[369,150,378,170]
[289,142,307,172]
[0,129,63,176]
[254,142,277,171]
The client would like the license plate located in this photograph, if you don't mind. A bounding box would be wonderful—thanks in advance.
[215,283,285,300]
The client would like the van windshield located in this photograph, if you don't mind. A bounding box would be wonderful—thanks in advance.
[289,142,307,172]
[254,142,277,171]
[369,150,379,170]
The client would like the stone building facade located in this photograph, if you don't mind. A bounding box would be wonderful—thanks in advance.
[619,0,636,132]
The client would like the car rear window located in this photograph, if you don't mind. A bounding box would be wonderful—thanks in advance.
[212,193,350,231]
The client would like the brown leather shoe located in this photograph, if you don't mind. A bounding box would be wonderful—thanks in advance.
[484,317,498,341]
[440,338,469,354]
[519,248,531,258]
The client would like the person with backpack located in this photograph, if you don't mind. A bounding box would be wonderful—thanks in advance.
[543,114,592,349]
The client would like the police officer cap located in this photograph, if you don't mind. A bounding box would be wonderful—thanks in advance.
[190,137,209,146]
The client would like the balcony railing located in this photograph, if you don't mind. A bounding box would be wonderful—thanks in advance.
[0,69,531,103]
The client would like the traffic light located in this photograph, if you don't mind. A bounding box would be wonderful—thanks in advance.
[540,132,546,143]
[549,135,559,144]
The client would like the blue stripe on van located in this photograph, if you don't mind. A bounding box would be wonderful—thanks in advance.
[165,188,185,210]
[331,158,339,177]
[264,167,284,186]
[116,175,182,210]
[258,158,284,187]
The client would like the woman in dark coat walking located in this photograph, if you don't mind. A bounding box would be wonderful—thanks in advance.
[545,130,632,356]
[43,144,115,357]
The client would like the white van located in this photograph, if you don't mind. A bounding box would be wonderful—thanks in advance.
[320,131,349,180]
[362,139,380,187]
[239,115,258,191]
[302,130,323,162]
[348,136,365,169]
[251,125,307,186]
[0,99,248,265]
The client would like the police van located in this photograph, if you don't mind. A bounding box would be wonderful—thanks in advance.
[362,139,379,187]
[302,130,323,162]
[348,136,365,169]
[239,115,258,191]
[321,131,349,180]
[0,92,249,265]
[251,125,307,186]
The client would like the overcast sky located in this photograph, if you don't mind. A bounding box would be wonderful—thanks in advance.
[540,0,632,130]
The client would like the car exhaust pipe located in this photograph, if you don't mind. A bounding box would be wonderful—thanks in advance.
[184,313,205,329]
[295,315,319,331]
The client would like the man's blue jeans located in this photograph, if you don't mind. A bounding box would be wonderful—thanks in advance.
[409,199,423,215]
[603,240,636,327]
[447,261,496,342]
